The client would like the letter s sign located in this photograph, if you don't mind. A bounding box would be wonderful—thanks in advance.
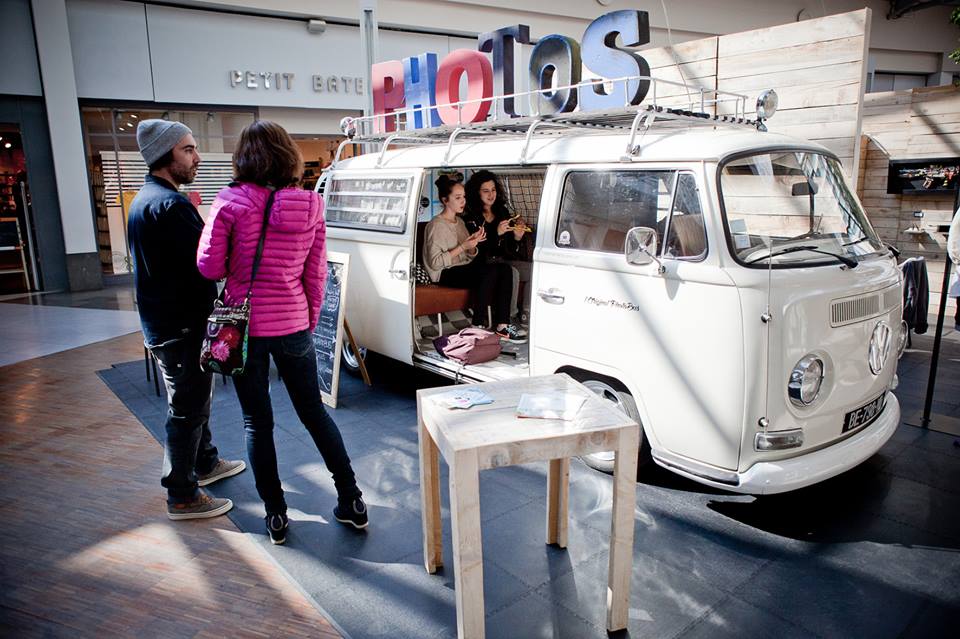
[580,10,651,111]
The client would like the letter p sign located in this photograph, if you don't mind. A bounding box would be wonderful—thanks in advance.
[372,60,405,132]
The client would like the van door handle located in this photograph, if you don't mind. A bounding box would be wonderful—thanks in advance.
[537,288,565,304]
[388,269,407,280]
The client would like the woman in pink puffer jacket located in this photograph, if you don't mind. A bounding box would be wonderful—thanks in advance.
[197,121,367,544]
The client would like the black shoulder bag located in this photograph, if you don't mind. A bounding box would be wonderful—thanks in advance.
[199,188,277,376]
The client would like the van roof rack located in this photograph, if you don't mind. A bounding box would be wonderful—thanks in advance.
[333,75,762,167]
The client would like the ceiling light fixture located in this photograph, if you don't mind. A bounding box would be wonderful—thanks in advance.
[4,142,11,149]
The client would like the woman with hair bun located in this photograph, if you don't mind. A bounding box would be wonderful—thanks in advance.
[422,174,526,342]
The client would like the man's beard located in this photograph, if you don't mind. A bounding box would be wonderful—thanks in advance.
[170,163,197,185]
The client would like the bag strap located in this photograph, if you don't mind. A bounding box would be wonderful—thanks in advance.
[243,187,277,307]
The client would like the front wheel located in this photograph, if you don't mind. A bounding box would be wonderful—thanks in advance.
[579,379,651,475]
[341,338,368,377]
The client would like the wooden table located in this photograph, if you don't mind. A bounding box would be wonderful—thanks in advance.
[416,373,640,638]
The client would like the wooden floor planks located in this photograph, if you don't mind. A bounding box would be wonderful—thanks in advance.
[0,333,340,638]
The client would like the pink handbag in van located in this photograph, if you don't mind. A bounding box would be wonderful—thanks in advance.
[434,327,501,364]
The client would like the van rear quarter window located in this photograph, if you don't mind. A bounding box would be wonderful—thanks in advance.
[324,176,412,232]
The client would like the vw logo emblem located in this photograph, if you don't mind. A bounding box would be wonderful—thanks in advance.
[869,321,892,375]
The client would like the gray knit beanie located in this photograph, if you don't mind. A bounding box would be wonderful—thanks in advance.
[136,119,193,167]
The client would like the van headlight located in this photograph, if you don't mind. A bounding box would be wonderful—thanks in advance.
[788,354,824,407]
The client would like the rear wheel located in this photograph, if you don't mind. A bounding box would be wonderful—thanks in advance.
[341,338,368,377]
[579,379,651,475]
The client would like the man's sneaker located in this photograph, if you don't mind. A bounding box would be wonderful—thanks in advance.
[495,324,528,344]
[197,459,246,487]
[167,494,233,520]
[266,513,289,545]
[334,497,369,530]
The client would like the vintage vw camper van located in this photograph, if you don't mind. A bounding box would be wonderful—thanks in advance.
[319,96,905,495]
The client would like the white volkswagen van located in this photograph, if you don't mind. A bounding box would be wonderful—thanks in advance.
[319,98,904,495]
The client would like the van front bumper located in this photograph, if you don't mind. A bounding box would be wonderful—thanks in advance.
[652,394,900,495]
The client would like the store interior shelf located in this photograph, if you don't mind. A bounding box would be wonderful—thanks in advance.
[0,217,30,292]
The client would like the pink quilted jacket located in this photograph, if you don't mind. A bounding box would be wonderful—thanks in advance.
[197,183,326,337]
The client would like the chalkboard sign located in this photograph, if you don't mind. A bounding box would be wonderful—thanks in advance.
[313,252,350,408]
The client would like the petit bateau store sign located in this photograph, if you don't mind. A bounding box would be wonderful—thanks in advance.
[228,71,365,95]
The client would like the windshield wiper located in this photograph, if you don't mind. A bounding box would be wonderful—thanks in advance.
[746,244,859,268]
[841,235,871,248]
[843,235,895,257]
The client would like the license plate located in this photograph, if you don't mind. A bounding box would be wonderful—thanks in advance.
[842,393,886,433]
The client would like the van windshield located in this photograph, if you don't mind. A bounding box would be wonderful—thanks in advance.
[720,151,884,267]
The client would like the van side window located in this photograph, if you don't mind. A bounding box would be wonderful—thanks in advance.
[324,176,412,233]
[556,170,675,253]
[663,173,706,259]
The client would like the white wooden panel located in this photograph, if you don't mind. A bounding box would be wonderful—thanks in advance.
[641,37,718,66]
[718,36,865,80]
[718,10,868,57]
[722,61,863,93]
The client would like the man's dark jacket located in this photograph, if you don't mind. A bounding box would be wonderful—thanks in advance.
[128,174,217,345]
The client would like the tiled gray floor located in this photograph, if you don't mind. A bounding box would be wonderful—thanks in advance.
[98,328,960,638]
[0,302,141,366]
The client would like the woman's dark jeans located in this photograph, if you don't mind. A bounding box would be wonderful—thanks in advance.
[438,259,513,326]
[232,329,360,516]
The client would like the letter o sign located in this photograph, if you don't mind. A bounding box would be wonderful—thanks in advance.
[435,49,493,125]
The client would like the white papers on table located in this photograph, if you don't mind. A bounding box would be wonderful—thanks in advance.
[434,388,494,410]
[516,392,588,420]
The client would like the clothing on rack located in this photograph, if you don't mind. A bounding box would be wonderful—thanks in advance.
[900,256,929,335]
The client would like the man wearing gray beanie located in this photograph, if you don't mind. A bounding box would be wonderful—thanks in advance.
[127,119,245,520]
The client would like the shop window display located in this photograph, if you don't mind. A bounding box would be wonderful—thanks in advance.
[81,108,255,274]
[0,127,37,293]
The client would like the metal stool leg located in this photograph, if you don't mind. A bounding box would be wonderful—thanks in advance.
[144,346,151,382]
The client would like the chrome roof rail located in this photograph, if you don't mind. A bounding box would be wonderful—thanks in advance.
[330,75,760,166]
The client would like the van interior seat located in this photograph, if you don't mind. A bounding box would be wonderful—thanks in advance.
[667,214,707,257]
[414,221,471,317]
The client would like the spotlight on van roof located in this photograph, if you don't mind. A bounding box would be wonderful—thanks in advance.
[756,89,778,121]
[340,116,357,139]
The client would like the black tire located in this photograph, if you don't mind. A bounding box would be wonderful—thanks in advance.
[341,338,368,377]
[578,378,652,476]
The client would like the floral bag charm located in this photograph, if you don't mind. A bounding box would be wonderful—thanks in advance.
[200,188,276,376]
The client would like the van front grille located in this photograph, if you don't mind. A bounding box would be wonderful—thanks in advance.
[830,285,900,327]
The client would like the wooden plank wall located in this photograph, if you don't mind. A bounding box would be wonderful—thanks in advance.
[858,84,960,319]
[636,10,870,180]
[639,37,719,109]
[716,10,870,180]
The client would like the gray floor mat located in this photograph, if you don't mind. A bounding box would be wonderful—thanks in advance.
[98,353,960,638]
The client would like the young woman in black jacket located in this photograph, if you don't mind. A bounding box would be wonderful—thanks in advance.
[463,170,530,326]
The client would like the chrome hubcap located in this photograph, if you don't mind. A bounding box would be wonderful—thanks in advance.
[582,380,626,463]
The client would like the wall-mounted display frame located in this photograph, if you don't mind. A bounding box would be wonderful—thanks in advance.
[887,156,960,195]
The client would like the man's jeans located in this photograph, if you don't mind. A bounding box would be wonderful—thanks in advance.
[232,329,360,516]
[150,333,218,505]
